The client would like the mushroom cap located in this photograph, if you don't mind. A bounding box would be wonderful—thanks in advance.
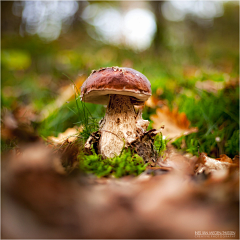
[80,67,152,105]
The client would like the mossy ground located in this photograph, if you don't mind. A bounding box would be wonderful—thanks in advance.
[79,148,147,178]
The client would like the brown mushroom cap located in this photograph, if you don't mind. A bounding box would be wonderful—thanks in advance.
[80,67,152,105]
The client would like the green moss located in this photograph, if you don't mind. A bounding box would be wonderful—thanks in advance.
[79,149,147,178]
[154,133,168,157]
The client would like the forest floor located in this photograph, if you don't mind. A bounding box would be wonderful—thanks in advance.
[1,11,239,237]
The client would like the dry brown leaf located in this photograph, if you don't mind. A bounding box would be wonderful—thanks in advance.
[195,80,224,93]
[232,155,239,165]
[216,154,233,163]
[145,95,167,108]
[1,109,39,142]
[13,105,38,124]
[2,142,65,175]
[158,144,197,175]
[195,152,238,175]
[48,126,82,144]
[47,126,84,174]
[150,106,198,140]
[196,77,239,93]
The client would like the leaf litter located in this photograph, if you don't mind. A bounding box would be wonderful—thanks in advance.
[1,126,239,239]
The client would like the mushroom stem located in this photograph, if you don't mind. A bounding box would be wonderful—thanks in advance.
[99,94,149,159]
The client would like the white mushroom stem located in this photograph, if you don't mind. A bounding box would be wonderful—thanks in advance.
[99,94,149,159]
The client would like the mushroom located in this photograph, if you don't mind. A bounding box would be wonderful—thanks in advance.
[80,67,152,159]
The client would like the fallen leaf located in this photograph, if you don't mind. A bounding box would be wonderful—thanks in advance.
[150,106,198,140]
[232,155,239,165]
[216,154,233,163]
[195,152,238,175]
[47,126,84,173]
[1,109,39,142]
[195,80,224,93]
[158,144,197,175]
[13,105,38,124]
[145,95,167,108]
[48,126,82,144]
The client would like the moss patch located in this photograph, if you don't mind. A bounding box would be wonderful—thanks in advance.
[79,149,147,178]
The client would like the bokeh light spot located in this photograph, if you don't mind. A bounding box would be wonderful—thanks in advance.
[81,4,157,52]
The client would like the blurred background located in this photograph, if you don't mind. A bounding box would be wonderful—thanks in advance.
[1,0,239,157]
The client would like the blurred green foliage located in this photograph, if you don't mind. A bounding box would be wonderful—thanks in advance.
[172,84,239,157]
[2,49,31,71]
